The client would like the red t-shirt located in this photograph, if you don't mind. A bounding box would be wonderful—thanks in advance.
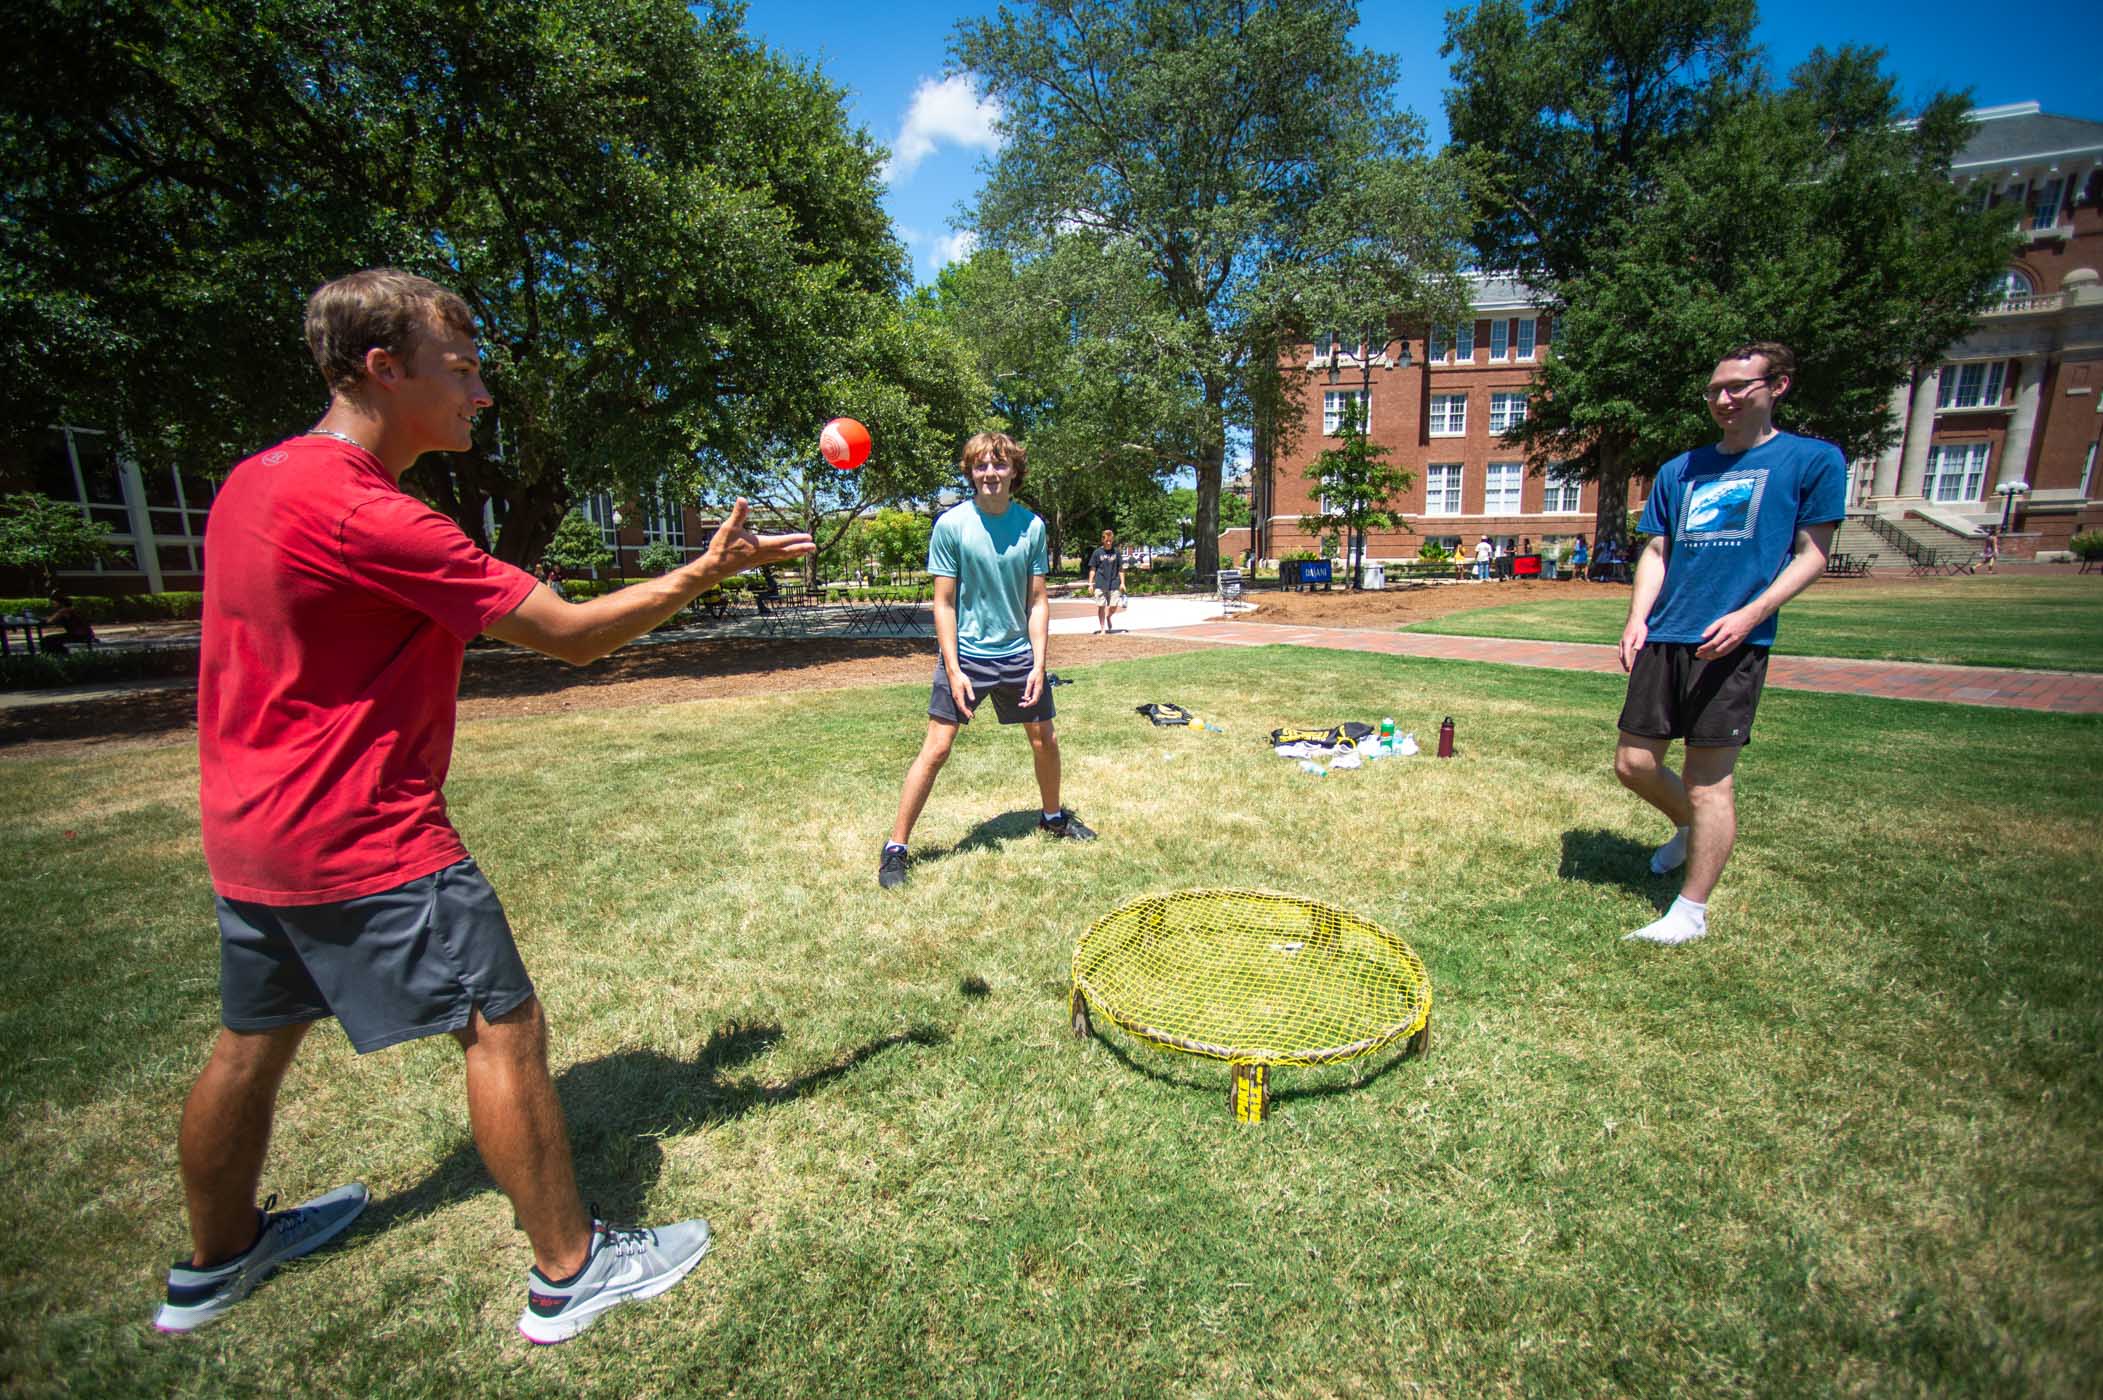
[198,436,537,904]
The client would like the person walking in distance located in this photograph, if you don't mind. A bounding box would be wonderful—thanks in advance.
[1612,342,1844,946]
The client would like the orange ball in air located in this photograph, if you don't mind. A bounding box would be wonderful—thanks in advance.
[820,417,871,470]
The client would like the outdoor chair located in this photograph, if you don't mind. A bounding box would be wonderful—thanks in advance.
[1216,568,1246,609]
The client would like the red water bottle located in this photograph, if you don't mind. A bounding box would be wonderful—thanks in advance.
[1437,716,1455,758]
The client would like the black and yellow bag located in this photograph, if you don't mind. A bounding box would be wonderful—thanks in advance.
[1136,702,1193,727]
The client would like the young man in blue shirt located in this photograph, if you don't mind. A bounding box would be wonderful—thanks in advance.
[880,432,1094,889]
[1614,343,1844,945]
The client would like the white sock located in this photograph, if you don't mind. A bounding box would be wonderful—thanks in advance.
[1625,895,1708,945]
[1043,810,1064,822]
[1650,825,1692,875]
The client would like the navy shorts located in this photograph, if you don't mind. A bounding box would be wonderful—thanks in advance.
[928,651,1053,725]
[1618,642,1769,748]
[216,857,536,1054]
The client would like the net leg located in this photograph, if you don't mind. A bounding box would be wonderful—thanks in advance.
[1231,1064,1269,1124]
[1405,1014,1431,1060]
[1069,988,1093,1040]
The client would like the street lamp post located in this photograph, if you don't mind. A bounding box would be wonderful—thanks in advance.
[610,507,624,580]
[1996,481,2029,535]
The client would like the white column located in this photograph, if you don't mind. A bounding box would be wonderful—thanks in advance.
[119,454,164,595]
[1896,371,1939,498]
[1996,356,2044,488]
[1872,382,1909,498]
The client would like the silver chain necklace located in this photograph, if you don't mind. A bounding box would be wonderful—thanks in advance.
[306,428,371,452]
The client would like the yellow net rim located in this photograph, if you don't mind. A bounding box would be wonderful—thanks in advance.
[1071,887,1431,1069]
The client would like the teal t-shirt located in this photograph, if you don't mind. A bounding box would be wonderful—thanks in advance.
[927,499,1048,659]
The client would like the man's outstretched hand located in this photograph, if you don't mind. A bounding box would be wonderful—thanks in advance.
[700,498,816,576]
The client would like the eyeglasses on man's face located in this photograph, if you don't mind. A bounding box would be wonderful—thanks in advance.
[1702,376,1773,403]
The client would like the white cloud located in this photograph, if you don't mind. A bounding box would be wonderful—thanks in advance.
[883,74,1001,184]
[930,229,979,273]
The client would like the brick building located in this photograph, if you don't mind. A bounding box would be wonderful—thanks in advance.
[1257,274,1602,569]
[1255,100,2103,570]
[1862,103,2103,557]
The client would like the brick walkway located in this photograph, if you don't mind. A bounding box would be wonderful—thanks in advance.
[1149,622,2103,715]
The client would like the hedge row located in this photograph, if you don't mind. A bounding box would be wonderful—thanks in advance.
[0,644,199,691]
[0,592,206,622]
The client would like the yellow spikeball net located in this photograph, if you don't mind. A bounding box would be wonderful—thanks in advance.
[1070,889,1432,1123]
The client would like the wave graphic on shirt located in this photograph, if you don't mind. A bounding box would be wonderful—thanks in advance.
[1683,473,1763,539]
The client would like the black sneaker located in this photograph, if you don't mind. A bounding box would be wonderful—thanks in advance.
[878,844,910,889]
[1039,811,1096,841]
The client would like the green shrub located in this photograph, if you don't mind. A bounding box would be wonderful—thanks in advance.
[0,643,198,690]
[0,592,206,622]
[2071,531,2103,562]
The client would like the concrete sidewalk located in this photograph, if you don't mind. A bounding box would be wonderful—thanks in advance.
[1148,619,2103,715]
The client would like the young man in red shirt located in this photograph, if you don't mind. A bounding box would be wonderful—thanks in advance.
[162,268,812,1342]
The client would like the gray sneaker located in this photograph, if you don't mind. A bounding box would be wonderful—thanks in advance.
[878,844,910,889]
[1039,810,1096,840]
[517,1217,712,1344]
[154,1183,369,1333]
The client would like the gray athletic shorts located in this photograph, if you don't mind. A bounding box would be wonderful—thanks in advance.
[928,650,1054,725]
[216,857,536,1054]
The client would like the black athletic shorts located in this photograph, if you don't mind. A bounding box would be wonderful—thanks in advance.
[216,857,536,1053]
[1617,641,1769,748]
[928,650,1054,725]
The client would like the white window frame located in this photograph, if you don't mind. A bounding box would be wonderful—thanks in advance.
[1489,392,1528,435]
[1322,389,1368,436]
[1484,462,1523,515]
[2032,176,2063,230]
[1545,467,1584,514]
[1430,322,1475,364]
[1489,318,1508,361]
[1516,317,1537,361]
[1925,443,1990,502]
[1428,394,1467,437]
[644,491,685,550]
[1994,268,2035,301]
[1423,464,1464,517]
[1937,361,2007,411]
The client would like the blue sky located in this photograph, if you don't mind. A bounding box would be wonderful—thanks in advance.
[741,0,2103,286]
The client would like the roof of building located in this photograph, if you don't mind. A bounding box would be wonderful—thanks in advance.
[1467,271,1542,311]
[1952,102,2103,172]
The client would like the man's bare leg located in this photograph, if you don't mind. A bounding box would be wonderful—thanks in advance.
[1024,720,1061,814]
[1623,743,1740,945]
[455,998,592,1279]
[179,1023,311,1264]
[889,720,958,848]
[1614,731,1694,873]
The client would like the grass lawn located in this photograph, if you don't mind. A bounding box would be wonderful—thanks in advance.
[1406,574,2103,672]
[4,647,2099,1396]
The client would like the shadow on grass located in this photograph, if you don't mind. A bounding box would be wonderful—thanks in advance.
[358,1018,947,1234]
[918,809,1047,865]
[1075,1014,1422,1113]
[1558,828,1674,912]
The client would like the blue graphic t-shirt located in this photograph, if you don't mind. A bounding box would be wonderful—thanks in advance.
[1638,431,1846,648]
[927,498,1048,659]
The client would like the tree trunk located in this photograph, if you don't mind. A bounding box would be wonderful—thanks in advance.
[1592,436,1638,554]
[1194,378,1226,580]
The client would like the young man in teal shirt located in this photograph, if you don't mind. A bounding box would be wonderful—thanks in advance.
[880,432,1094,888]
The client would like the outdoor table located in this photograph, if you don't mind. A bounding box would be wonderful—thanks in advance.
[1,613,47,657]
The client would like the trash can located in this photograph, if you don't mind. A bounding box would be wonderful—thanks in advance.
[1363,560,1385,589]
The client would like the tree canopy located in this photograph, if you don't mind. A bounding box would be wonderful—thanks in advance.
[1504,52,2013,506]
[955,0,1470,578]
[1444,4,2010,545]
[1,0,976,566]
